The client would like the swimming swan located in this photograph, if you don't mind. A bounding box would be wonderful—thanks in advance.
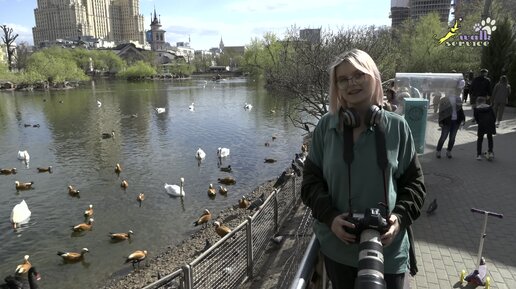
[164,177,185,197]
[11,200,31,229]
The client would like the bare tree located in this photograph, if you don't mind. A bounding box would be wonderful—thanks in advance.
[1,25,19,71]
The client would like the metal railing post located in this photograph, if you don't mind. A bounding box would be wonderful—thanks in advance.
[246,216,254,279]
[182,264,192,289]
[274,190,279,232]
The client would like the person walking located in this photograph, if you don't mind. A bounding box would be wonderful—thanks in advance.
[301,49,426,289]
[469,69,492,122]
[436,80,466,159]
[463,71,474,103]
[491,75,511,127]
[474,97,496,160]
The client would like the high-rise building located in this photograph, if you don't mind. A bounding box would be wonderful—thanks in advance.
[32,0,145,48]
[299,28,321,44]
[390,0,453,28]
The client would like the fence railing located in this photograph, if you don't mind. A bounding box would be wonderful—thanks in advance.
[142,170,305,289]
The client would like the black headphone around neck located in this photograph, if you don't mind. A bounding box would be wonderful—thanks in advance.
[340,105,383,128]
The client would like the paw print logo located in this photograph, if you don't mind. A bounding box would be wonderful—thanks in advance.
[474,17,497,35]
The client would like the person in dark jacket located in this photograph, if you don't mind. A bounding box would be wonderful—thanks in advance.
[462,71,474,103]
[470,68,492,113]
[301,49,426,289]
[436,80,466,159]
[474,97,496,160]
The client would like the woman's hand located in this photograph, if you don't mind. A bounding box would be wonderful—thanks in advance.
[381,214,400,246]
[330,214,357,244]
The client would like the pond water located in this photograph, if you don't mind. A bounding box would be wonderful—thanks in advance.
[0,78,303,289]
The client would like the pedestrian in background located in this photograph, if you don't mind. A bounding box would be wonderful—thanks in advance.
[491,75,511,127]
[436,80,466,159]
[470,69,492,122]
[474,97,496,160]
[301,49,425,289]
[462,71,474,103]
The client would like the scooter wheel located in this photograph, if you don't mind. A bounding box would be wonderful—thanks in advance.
[460,270,466,283]
[485,276,490,289]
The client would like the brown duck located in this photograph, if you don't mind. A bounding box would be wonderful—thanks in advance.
[0,168,17,175]
[37,166,52,173]
[72,218,94,232]
[193,209,212,228]
[57,248,89,262]
[214,221,232,238]
[15,181,34,190]
[217,177,236,185]
[109,230,134,241]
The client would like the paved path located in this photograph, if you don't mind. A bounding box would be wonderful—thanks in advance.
[412,103,516,289]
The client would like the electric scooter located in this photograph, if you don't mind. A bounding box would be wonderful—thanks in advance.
[459,208,503,289]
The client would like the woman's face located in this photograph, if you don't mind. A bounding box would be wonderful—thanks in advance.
[335,61,374,108]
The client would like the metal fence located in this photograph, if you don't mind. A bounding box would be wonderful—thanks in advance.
[142,170,304,289]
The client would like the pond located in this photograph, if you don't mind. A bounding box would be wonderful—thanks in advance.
[0,78,304,289]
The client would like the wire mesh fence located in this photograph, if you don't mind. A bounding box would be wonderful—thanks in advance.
[143,164,309,289]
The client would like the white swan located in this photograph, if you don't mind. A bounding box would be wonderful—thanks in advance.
[189,103,195,112]
[217,147,230,158]
[155,107,166,114]
[195,148,206,160]
[244,103,253,110]
[17,150,30,162]
[11,200,31,228]
[164,177,185,197]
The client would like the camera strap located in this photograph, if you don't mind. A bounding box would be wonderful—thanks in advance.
[343,123,389,217]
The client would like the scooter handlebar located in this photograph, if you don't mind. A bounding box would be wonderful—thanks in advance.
[471,208,504,218]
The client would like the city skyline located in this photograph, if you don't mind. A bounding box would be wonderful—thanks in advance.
[0,0,391,50]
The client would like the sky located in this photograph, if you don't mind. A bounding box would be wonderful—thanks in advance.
[0,0,392,50]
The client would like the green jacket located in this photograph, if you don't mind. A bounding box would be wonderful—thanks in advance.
[301,111,426,274]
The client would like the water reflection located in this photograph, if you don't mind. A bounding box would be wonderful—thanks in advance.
[0,78,302,289]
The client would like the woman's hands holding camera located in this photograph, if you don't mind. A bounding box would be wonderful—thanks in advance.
[381,214,400,246]
[330,213,357,245]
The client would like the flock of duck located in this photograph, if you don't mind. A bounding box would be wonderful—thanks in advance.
[0,100,302,288]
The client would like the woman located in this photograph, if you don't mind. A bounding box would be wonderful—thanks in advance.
[491,75,511,127]
[301,49,426,289]
[436,79,466,159]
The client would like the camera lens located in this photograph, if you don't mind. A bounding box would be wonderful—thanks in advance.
[355,229,386,289]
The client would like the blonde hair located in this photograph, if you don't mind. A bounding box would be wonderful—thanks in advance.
[328,49,383,114]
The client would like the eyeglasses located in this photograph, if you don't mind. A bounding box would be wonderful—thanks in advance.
[336,71,366,90]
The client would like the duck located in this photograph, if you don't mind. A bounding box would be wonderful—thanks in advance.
[68,185,80,196]
[125,250,147,269]
[220,165,232,173]
[36,166,52,173]
[264,158,277,163]
[195,148,206,160]
[217,177,236,185]
[238,196,250,209]
[155,107,166,114]
[97,100,102,107]
[15,181,34,191]
[109,230,133,241]
[4,266,41,289]
[114,163,122,174]
[301,144,308,153]
[15,255,31,274]
[137,193,145,207]
[32,124,40,128]
[243,103,253,110]
[17,150,30,162]
[219,185,228,195]
[264,142,270,147]
[164,177,185,197]
[207,184,216,198]
[72,218,94,232]
[272,135,277,141]
[193,209,212,228]
[102,130,115,139]
[188,102,195,111]
[217,147,230,158]
[84,204,93,218]
[121,179,128,189]
[0,167,17,174]
[11,200,31,229]
[57,248,89,262]
[214,221,232,238]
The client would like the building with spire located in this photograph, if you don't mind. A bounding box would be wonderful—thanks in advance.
[32,0,145,48]
[146,8,166,51]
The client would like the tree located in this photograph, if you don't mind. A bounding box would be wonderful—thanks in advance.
[1,25,19,71]
[14,42,31,71]
[481,17,515,85]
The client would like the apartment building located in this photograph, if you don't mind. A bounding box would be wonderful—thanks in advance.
[391,0,452,28]
[32,0,145,48]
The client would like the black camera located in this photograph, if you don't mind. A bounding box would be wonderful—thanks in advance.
[345,208,390,289]
[344,208,389,239]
